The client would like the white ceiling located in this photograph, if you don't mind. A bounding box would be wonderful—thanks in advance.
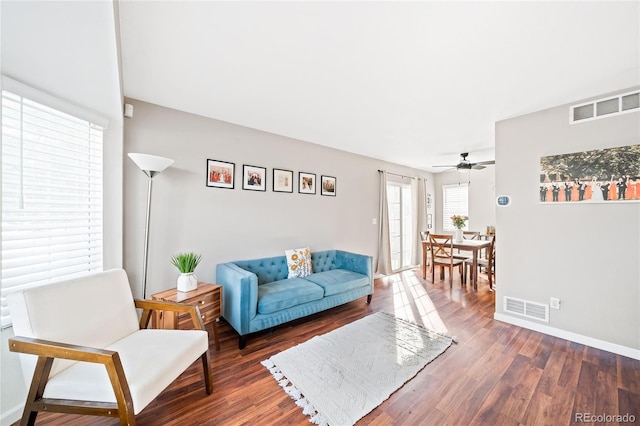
[118,1,640,172]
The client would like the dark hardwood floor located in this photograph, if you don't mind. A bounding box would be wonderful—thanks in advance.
[16,269,640,425]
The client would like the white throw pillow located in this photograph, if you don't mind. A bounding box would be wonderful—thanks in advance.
[285,247,313,278]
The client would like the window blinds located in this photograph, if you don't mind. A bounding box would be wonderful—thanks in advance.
[442,183,469,231]
[1,90,104,327]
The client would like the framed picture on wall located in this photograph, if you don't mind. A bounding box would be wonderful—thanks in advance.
[299,172,316,194]
[321,175,336,196]
[539,143,640,204]
[273,168,293,193]
[242,165,266,191]
[206,159,235,189]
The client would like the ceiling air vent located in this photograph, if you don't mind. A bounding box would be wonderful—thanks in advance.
[503,296,549,322]
[571,90,640,124]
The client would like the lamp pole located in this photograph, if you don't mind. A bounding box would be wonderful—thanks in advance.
[128,153,174,299]
[141,170,155,299]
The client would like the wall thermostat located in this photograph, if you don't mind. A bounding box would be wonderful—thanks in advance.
[496,195,511,207]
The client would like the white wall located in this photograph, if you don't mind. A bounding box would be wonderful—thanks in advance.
[123,98,434,298]
[433,166,496,234]
[494,87,640,356]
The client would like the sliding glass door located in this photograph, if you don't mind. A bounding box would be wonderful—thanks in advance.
[387,182,413,271]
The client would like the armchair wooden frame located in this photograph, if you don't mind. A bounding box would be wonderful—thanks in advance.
[9,299,213,426]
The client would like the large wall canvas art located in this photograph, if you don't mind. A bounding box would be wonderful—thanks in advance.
[540,144,640,204]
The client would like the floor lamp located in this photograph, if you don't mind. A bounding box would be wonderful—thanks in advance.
[128,153,174,299]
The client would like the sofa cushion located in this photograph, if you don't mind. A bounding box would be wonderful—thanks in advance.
[285,247,313,278]
[303,269,370,297]
[257,277,324,314]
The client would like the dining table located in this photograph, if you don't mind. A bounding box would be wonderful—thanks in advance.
[421,239,491,290]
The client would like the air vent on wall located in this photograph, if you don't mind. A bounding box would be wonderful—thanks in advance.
[571,90,640,124]
[503,296,549,322]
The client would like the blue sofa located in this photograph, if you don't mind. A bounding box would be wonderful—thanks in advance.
[216,249,373,348]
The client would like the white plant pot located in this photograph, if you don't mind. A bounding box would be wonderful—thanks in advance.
[453,229,464,243]
[177,273,198,292]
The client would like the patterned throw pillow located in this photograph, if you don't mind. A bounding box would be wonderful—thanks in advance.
[285,247,313,278]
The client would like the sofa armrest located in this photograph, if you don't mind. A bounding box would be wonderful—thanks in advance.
[336,250,374,293]
[216,262,259,335]
[9,336,135,424]
[135,299,205,331]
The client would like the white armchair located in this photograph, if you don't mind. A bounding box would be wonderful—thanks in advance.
[8,269,213,426]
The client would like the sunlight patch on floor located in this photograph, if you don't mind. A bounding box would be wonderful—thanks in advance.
[389,270,449,335]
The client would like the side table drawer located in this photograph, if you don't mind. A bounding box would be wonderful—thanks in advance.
[151,282,222,350]
[190,291,217,309]
[177,304,217,329]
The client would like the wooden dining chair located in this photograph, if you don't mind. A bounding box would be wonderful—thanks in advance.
[428,234,465,286]
[454,230,480,265]
[467,235,496,290]
[420,231,431,278]
[463,231,480,240]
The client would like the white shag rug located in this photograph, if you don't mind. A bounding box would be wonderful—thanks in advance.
[261,311,452,425]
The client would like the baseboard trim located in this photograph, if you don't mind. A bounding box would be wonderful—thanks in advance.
[1,403,23,426]
[494,312,640,361]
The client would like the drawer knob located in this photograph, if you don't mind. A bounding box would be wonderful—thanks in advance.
[201,315,205,319]
[200,300,205,304]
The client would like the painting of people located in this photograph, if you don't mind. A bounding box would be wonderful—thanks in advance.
[540,144,640,204]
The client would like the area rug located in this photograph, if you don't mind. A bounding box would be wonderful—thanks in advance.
[261,311,452,425]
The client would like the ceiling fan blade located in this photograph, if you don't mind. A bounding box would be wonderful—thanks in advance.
[433,165,457,168]
[471,164,486,170]
[475,160,495,165]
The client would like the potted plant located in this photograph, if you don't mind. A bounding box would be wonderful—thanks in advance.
[450,215,468,243]
[171,252,202,292]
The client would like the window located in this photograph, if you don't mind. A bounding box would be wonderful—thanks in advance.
[1,88,104,327]
[387,182,413,271]
[442,184,468,231]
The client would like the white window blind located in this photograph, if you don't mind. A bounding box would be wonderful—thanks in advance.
[1,89,104,328]
[442,184,468,231]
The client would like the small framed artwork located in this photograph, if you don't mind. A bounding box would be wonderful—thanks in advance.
[242,165,266,191]
[273,168,293,193]
[321,175,336,196]
[207,159,235,189]
[299,172,316,194]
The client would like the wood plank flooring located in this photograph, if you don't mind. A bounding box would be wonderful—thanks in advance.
[15,269,640,425]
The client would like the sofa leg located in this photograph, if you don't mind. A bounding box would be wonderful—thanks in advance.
[366,294,372,304]
[238,335,247,350]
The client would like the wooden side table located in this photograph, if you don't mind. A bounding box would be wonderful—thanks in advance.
[151,282,222,350]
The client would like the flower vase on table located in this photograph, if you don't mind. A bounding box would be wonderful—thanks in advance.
[450,215,468,243]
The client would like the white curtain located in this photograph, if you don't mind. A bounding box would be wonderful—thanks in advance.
[411,177,420,265]
[375,171,393,275]
[420,177,430,268]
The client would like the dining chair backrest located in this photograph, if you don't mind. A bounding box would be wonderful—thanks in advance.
[489,234,496,261]
[463,231,480,240]
[428,234,455,262]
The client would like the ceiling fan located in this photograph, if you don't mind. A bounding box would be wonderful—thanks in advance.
[433,152,495,171]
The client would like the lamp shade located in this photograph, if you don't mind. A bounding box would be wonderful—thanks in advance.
[128,153,174,174]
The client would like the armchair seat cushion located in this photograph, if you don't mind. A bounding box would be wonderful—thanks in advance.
[303,269,370,296]
[42,329,208,414]
[257,278,324,314]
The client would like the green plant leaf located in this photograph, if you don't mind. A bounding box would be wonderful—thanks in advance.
[170,252,202,273]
